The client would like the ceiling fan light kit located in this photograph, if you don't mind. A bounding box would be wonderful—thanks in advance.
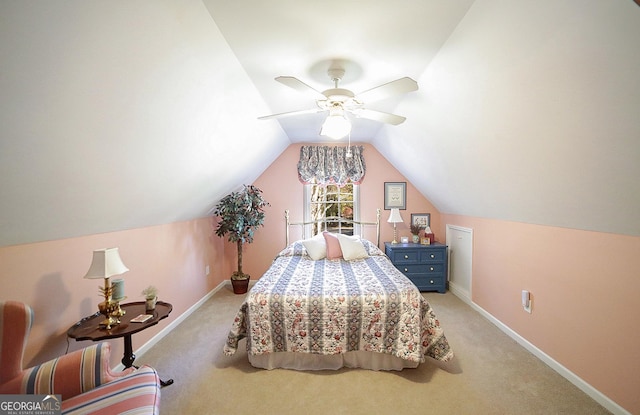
[320,107,351,139]
[259,63,419,139]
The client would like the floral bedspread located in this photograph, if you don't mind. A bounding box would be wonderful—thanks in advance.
[223,240,453,364]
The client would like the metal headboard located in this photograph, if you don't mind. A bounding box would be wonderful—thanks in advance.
[285,208,381,247]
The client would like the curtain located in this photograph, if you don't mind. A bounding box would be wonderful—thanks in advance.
[297,145,366,185]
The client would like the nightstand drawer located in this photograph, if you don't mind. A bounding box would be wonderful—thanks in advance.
[421,249,445,262]
[396,263,445,275]
[389,250,421,263]
[411,276,445,291]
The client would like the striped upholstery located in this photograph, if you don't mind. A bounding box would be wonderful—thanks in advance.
[0,300,33,384]
[62,366,160,415]
[0,301,160,414]
[1,343,133,399]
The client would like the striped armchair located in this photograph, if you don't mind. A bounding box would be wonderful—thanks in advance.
[0,300,161,414]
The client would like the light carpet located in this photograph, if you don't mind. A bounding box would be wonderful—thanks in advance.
[137,287,610,415]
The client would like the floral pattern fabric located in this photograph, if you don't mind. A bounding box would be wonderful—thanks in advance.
[297,145,366,185]
[224,240,454,364]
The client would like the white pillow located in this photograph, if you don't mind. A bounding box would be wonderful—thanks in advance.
[301,234,327,260]
[337,234,369,260]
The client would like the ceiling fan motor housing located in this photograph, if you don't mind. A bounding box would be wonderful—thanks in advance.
[318,88,358,110]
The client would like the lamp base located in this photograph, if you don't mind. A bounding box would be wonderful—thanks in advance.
[98,299,125,330]
[96,277,127,330]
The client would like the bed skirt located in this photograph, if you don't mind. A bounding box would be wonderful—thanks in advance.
[248,351,420,371]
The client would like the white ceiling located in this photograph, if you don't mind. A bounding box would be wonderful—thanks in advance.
[1,0,639,247]
[201,0,476,142]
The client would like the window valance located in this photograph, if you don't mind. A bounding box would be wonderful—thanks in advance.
[297,145,366,185]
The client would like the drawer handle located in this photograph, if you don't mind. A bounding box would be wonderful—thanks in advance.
[404,268,408,272]
[430,280,434,284]
[430,267,434,271]
[404,255,409,259]
[430,254,435,258]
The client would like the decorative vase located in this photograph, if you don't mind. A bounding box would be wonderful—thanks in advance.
[145,296,157,312]
[412,234,420,243]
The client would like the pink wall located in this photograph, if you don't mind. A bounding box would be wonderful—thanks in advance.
[224,142,640,412]
[0,217,224,369]
[1,142,436,372]
[223,143,441,280]
[442,214,640,414]
[5,141,636,412]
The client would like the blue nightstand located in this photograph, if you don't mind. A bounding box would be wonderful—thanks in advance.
[385,242,448,293]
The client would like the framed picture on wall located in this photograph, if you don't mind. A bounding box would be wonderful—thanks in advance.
[410,213,431,228]
[384,182,406,210]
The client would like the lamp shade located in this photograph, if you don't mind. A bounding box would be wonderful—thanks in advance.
[320,107,351,139]
[387,208,403,224]
[83,248,129,279]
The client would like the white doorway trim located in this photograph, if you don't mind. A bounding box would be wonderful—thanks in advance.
[445,224,473,303]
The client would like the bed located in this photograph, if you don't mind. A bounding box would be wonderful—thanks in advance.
[223,211,453,371]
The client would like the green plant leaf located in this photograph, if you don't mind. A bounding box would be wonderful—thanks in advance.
[213,185,270,275]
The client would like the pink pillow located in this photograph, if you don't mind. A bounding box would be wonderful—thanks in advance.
[323,231,343,260]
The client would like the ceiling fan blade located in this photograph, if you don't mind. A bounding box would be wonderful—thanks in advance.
[355,77,418,103]
[275,76,326,99]
[352,108,406,125]
[258,108,323,120]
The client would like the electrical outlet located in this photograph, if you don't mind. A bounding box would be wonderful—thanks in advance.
[522,290,532,313]
[205,265,210,276]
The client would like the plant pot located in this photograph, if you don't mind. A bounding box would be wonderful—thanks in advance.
[145,296,157,312]
[412,234,420,243]
[231,277,250,294]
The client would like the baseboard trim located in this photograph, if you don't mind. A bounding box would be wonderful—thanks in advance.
[447,281,470,303]
[113,280,229,372]
[450,291,630,415]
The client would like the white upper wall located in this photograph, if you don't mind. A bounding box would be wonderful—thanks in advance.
[0,1,288,246]
[1,0,638,248]
[375,0,640,236]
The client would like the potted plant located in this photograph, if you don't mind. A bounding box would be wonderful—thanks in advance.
[141,285,158,312]
[409,223,424,243]
[213,185,270,294]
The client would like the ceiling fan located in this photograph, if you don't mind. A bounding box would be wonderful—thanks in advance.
[258,66,418,139]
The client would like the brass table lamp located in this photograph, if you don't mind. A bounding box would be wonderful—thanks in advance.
[84,247,129,329]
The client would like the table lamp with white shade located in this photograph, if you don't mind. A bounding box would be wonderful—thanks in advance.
[84,247,129,329]
[387,208,404,244]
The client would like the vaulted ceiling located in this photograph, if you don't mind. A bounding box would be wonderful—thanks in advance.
[201,0,476,142]
[1,0,639,247]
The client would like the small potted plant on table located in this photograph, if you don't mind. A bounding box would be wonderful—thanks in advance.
[213,185,270,294]
[141,285,158,312]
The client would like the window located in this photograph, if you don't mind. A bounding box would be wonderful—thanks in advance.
[304,182,359,236]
